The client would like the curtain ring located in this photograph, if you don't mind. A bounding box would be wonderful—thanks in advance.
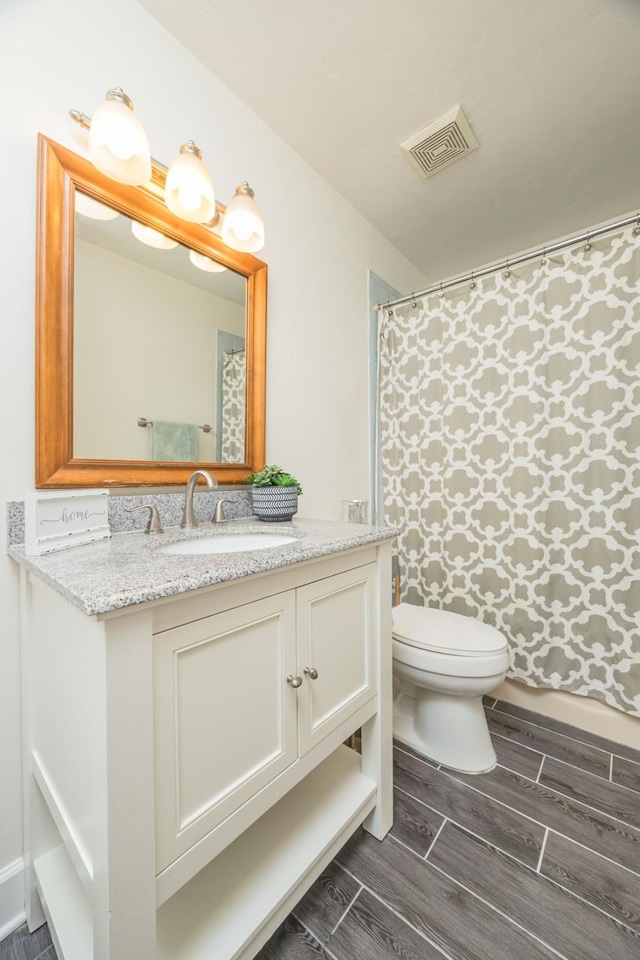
[411,292,417,308]
[469,272,477,290]
[439,282,445,299]
[503,258,511,279]
[584,232,592,252]
[633,216,640,238]
[540,246,547,266]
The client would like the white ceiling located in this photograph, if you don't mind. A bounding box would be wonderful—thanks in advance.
[139,0,640,282]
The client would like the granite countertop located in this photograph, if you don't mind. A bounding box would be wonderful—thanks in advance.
[10,517,396,617]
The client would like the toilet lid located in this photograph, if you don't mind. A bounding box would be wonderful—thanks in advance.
[392,602,507,657]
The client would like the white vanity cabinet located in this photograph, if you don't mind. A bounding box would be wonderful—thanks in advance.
[154,563,377,873]
[18,540,392,960]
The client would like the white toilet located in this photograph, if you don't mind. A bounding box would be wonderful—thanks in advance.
[392,602,509,774]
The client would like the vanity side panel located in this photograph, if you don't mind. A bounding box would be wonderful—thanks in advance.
[20,567,49,931]
[92,609,157,960]
[362,540,393,839]
[28,577,103,883]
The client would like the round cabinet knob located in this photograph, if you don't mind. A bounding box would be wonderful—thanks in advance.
[304,666,319,680]
[287,674,303,688]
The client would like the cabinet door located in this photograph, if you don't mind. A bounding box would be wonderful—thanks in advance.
[296,564,376,755]
[154,591,297,871]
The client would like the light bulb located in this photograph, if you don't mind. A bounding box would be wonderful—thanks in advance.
[231,213,254,241]
[189,250,228,273]
[131,220,178,250]
[87,87,151,186]
[108,127,135,161]
[165,141,215,223]
[221,182,265,253]
[177,183,203,213]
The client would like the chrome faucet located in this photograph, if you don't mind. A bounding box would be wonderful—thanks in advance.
[181,470,217,529]
[213,498,233,523]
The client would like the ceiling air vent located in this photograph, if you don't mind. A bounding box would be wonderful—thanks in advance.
[401,105,478,179]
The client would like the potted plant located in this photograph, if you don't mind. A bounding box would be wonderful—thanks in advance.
[245,464,303,522]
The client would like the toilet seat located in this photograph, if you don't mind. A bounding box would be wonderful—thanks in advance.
[392,602,508,657]
[393,638,509,679]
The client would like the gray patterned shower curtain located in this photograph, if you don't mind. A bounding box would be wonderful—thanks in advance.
[220,349,246,463]
[378,225,640,715]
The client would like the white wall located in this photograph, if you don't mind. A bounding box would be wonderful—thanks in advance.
[0,0,426,927]
[74,239,244,461]
[493,679,640,751]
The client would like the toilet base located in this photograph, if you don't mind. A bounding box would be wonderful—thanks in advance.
[393,689,497,775]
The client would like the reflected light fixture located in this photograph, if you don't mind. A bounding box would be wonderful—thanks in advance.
[87,87,151,186]
[165,141,215,223]
[189,250,228,273]
[131,220,179,250]
[221,182,265,253]
[75,192,120,221]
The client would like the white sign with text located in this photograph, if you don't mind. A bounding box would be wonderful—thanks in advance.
[25,490,110,555]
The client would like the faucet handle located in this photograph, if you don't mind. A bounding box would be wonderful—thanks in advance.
[126,503,164,534]
[213,499,233,523]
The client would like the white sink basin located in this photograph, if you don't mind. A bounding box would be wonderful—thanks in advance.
[158,534,298,556]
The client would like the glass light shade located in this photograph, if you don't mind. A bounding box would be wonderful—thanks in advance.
[189,250,227,273]
[131,220,179,250]
[221,182,265,253]
[75,192,119,221]
[87,88,151,186]
[165,142,215,223]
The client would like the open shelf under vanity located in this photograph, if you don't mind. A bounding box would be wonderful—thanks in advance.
[33,748,375,960]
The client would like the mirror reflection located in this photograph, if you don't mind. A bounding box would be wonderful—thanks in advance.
[73,192,247,464]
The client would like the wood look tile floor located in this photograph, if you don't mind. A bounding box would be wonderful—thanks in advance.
[4,700,639,960]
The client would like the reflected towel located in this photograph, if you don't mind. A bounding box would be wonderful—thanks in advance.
[151,420,199,461]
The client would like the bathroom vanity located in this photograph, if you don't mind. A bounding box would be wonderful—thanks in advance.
[13,519,394,960]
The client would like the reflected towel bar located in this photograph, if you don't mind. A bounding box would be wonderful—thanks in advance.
[137,417,213,433]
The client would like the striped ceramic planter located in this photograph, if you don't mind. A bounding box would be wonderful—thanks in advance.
[251,486,299,522]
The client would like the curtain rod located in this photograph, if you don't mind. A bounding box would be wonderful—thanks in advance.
[377,210,640,311]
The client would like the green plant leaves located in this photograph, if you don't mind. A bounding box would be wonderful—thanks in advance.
[245,464,303,495]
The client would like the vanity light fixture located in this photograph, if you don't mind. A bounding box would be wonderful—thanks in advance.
[131,220,179,250]
[86,87,151,186]
[70,88,265,249]
[75,192,120,221]
[221,182,265,253]
[189,249,228,273]
[165,141,215,223]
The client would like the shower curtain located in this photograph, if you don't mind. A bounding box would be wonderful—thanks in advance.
[378,225,640,715]
[220,349,246,463]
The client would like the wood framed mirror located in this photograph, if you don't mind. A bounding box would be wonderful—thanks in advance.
[35,134,267,488]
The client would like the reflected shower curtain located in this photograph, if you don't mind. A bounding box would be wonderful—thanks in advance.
[379,226,640,715]
[220,349,246,463]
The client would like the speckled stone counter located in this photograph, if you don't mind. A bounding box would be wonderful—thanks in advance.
[10,518,396,617]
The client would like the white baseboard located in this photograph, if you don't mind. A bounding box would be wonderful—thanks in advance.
[0,857,25,941]
[492,678,640,750]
